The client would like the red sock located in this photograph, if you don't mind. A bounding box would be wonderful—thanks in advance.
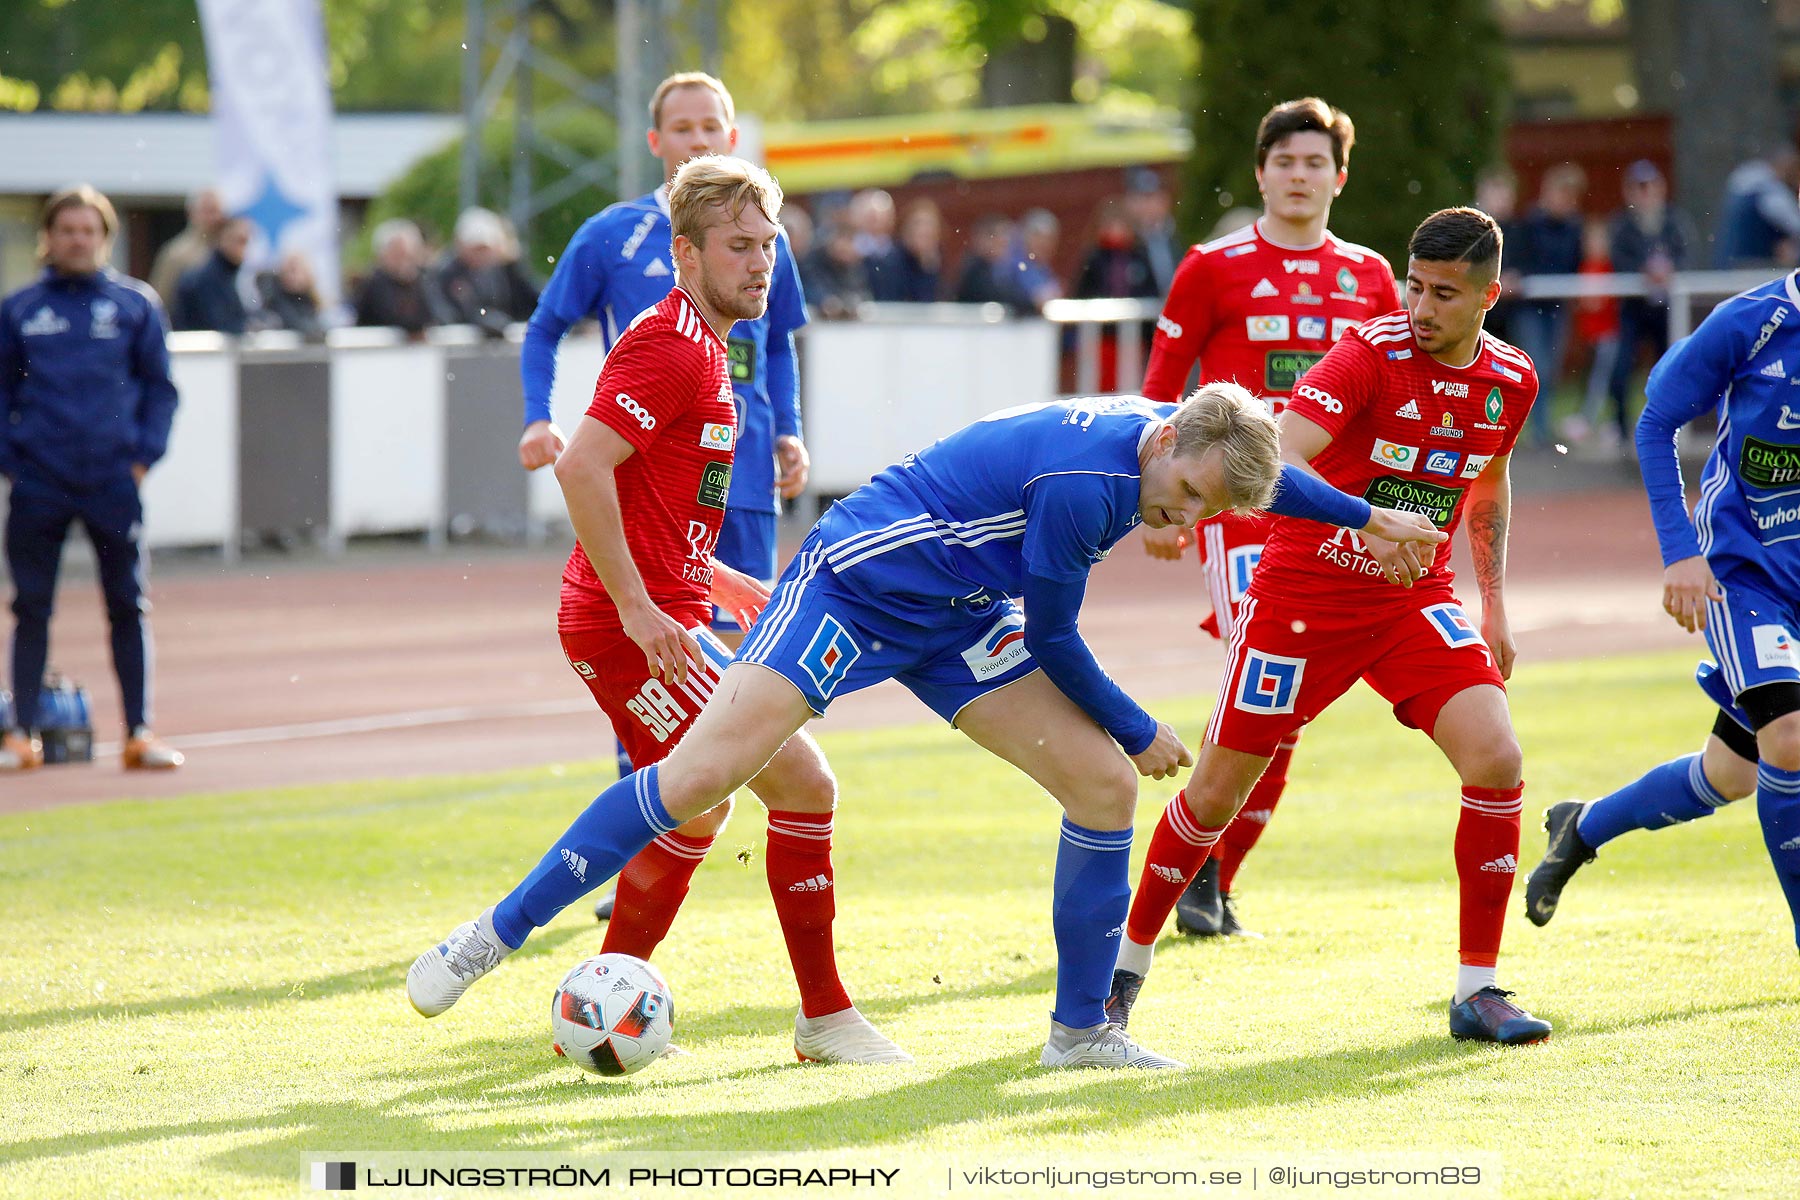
[1213,738,1295,893]
[1454,784,1524,966]
[765,810,853,1018]
[600,832,714,959]
[1126,791,1229,943]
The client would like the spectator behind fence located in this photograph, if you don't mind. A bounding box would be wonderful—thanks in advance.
[851,189,907,302]
[254,251,326,339]
[1011,208,1065,311]
[1600,160,1695,446]
[1510,162,1586,448]
[1475,165,1522,343]
[1126,167,1180,296]
[1716,145,1800,268]
[953,214,1032,312]
[886,199,943,302]
[149,187,224,307]
[0,185,183,772]
[782,203,815,263]
[1072,197,1160,303]
[1564,218,1620,449]
[800,220,871,320]
[171,214,252,335]
[433,207,540,337]
[355,219,451,336]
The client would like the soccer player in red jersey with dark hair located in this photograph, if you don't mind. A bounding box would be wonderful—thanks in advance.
[411,154,908,1064]
[1114,206,1556,1046]
[1138,98,1403,937]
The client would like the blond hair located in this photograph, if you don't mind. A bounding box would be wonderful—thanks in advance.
[650,71,735,129]
[668,155,783,250]
[1168,381,1282,512]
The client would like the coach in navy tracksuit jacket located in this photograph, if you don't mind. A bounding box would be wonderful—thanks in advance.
[0,186,178,747]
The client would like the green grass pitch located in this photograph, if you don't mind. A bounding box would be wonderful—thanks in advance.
[3,650,1797,1198]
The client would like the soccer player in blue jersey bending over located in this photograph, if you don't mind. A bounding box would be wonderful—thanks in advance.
[1526,267,1800,950]
[412,382,1444,1068]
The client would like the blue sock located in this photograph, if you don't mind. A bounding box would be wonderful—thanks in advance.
[1755,764,1800,952]
[491,765,676,949]
[1050,817,1133,1029]
[1576,754,1730,848]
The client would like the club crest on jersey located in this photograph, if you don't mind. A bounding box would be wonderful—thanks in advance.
[1247,315,1289,341]
[1234,650,1304,715]
[798,614,861,699]
[961,613,1031,681]
[1485,387,1505,423]
[1336,267,1358,296]
[89,298,120,339]
[700,422,735,451]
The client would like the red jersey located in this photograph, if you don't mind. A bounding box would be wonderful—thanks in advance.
[1142,221,1402,408]
[1256,311,1539,610]
[560,286,736,635]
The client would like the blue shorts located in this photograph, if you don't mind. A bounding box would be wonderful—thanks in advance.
[1698,572,1800,729]
[712,507,778,633]
[736,530,1039,724]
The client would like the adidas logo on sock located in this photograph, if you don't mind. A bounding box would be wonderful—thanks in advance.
[1150,864,1187,884]
[561,848,588,882]
[788,873,832,892]
[1480,854,1518,873]
[1780,835,1800,851]
[1240,808,1273,825]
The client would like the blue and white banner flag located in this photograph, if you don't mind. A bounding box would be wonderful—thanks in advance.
[196,0,341,303]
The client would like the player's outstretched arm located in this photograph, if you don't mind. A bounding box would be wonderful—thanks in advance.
[709,562,772,633]
[555,416,702,687]
[1465,453,1516,678]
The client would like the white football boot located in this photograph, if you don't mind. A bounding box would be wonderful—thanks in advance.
[1039,1018,1186,1069]
[794,1007,913,1064]
[407,906,513,1017]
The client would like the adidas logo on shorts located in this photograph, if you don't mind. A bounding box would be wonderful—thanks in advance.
[788,873,832,892]
[1479,854,1518,873]
[561,848,589,882]
[1150,864,1186,884]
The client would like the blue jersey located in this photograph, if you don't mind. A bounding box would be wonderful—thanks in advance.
[1638,272,1800,601]
[521,187,807,514]
[817,398,1160,610]
[0,267,178,490]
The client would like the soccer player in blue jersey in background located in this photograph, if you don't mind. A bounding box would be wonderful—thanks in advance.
[412,382,1446,1068]
[1526,262,1800,951]
[518,71,811,926]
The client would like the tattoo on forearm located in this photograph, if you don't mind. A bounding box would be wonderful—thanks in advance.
[1469,499,1506,599]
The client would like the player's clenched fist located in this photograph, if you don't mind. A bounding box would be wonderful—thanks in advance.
[1130,722,1193,780]
[518,419,567,470]
[1140,523,1190,561]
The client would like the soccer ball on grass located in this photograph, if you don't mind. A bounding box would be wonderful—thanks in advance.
[549,953,674,1076]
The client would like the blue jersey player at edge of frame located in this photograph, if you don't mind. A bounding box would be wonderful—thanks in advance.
[408,383,1448,1070]
[1525,266,1800,949]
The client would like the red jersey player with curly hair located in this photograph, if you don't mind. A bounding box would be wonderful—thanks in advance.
[1139,98,1403,937]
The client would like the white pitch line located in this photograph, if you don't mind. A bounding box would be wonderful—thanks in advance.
[92,698,594,756]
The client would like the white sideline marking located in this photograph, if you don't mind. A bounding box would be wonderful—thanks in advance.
[92,698,593,756]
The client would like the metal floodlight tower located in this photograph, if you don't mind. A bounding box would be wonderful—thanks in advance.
[459,0,719,253]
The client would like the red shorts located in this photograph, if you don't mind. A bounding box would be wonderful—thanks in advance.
[1204,589,1506,758]
[560,616,732,768]
[1195,511,1275,641]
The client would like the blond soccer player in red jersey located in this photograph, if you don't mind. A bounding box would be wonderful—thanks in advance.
[1138,98,1404,938]
[409,155,908,1065]
[1114,206,1555,1046]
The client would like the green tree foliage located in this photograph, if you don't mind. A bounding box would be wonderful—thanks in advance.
[361,111,616,277]
[1185,0,1507,264]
